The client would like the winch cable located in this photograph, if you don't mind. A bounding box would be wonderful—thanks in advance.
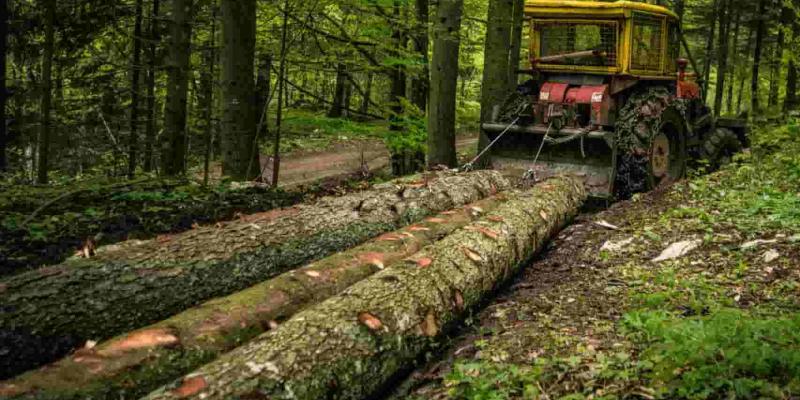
[522,122,554,182]
[461,101,528,172]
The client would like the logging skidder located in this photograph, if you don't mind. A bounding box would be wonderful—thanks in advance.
[0,194,511,400]
[141,176,586,400]
[482,1,748,200]
[0,170,509,379]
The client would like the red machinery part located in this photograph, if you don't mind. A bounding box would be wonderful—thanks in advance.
[539,82,569,103]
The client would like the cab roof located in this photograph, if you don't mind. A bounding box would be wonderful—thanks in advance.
[525,0,679,21]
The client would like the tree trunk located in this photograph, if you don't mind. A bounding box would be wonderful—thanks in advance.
[477,0,514,167]
[786,16,799,111]
[202,10,216,186]
[726,7,741,116]
[141,177,586,400]
[769,5,791,108]
[161,0,193,176]
[128,0,144,178]
[37,0,55,184]
[0,0,7,173]
[1,192,511,400]
[713,0,730,117]
[272,0,290,187]
[751,0,768,114]
[737,27,755,115]
[701,0,719,101]
[144,0,160,173]
[220,0,258,181]
[427,0,463,168]
[328,63,348,118]
[255,53,271,149]
[389,0,407,131]
[0,170,508,379]
[360,72,373,115]
[410,0,429,113]
[674,0,686,23]
[508,0,524,90]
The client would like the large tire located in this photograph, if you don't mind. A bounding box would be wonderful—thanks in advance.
[613,87,687,199]
[703,128,742,169]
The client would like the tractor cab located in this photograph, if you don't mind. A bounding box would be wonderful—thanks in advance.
[482,0,731,200]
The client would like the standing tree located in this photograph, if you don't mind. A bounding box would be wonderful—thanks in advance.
[128,0,144,178]
[786,2,799,111]
[144,0,160,173]
[411,0,429,113]
[161,0,193,176]
[769,4,792,107]
[508,0,524,91]
[477,0,514,167]
[389,0,407,130]
[427,0,464,168]
[713,0,730,117]
[751,0,769,114]
[701,0,719,101]
[0,0,7,172]
[37,0,56,184]
[220,0,258,181]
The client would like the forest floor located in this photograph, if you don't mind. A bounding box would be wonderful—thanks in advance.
[259,135,479,188]
[393,121,800,399]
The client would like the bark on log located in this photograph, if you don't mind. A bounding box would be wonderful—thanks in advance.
[0,194,511,400]
[140,176,586,400]
[0,171,509,379]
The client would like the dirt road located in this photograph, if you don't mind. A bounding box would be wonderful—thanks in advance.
[259,136,479,188]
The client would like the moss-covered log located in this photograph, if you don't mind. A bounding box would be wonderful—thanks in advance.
[0,178,303,276]
[0,170,508,379]
[0,194,511,400]
[140,176,586,400]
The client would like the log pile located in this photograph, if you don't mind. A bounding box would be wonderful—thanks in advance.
[140,176,585,400]
[0,194,511,400]
[0,170,508,379]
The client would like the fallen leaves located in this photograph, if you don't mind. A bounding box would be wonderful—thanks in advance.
[652,240,702,262]
[172,376,207,398]
[359,252,386,270]
[304,270,322,278]
[487,215,505,223]
[358,312,383,331]
[426,217,447,224]
[539,210,549,221]
[408,226,431,232]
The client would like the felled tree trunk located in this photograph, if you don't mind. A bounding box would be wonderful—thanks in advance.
[141,176,586,400]
[0,194,511,400]
[0,171,507,379]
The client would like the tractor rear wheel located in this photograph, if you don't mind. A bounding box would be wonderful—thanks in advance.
[613,88,687,199]
[703,128,742,169]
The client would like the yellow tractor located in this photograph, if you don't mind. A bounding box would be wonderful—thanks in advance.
[482,0,747,199]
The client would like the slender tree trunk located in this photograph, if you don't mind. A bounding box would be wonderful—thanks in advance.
[674,0,686,24]
[738,28,755,115]
[508,0,524,90]
[255,53,271,143]
[202,8,216,186]
[713,0,730,117]
[726,8,741,116]
[427,0,464,168]
[477,0,514,167]
[389,0,407,131]
[37,0,55,184]
[272,0,290,187]
[410,0,429,113]
[343,76,352,118]
[786,15,799,111]
[751,0,768,114]
[328,63,347,118]
[0,0,7,173]
[360,72,373,115]
[128,0,144,178]
[702,0,719,101]
[769,5,791,108]
[220,0,258,181]
[161,0,193,176]
[144,0,160,173]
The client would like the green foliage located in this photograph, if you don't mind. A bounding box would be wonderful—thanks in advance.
[384,99,428,155]
[622,309,800,399]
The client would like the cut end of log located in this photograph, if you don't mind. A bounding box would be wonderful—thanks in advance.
[100,328,180,355]
[172,375,207,398]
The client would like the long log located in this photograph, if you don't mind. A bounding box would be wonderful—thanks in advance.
[0,194,511,400]
[141,176,586,400]
[0,170,509,379]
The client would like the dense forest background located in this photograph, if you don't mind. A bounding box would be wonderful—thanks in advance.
[0,0,797,185]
